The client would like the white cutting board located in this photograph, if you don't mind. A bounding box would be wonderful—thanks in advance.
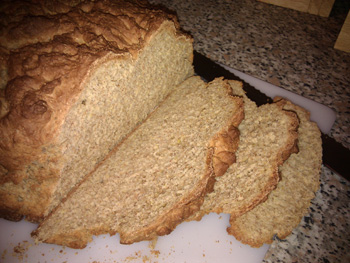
[0,66,336,263]
[0,213,269,263]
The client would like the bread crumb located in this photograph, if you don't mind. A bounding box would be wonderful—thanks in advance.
[1,249,7,260]
[151,250,160,257]
[148,238,158,250]
[12,240,32,261]
[124,255,138,261]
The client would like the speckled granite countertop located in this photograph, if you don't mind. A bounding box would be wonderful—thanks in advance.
[150,0,350,262]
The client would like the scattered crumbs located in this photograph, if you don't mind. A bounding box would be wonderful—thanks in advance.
[1,249,7,260]
[203,253,206,257]
[75,252,78,255]
[51,247,55,251]
[12,240,31,261]
[215,240,220,243]
[42,253,45,256]
[59,249,63,253]
[219,215,222,219]
[142,255,150,262]
[230,241,232,245]
[150,249,160,257]
[13,242,25,254]
[123,250,143,262]
[105,244,109,248]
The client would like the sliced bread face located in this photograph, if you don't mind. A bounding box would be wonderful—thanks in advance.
[0,0,194,222]
[227,98,322,248]
[188,81,299,221]
[32,77,244,248]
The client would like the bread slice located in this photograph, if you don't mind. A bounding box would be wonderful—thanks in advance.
[0,0,194,222]
[188,81,299,221]
[31,77,244,248]
[227,98,322,247]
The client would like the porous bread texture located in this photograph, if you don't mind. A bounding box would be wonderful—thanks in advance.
[0,0,194,222]
[227,98,322,248]
[188,80,299,221]
[32,77,244,249]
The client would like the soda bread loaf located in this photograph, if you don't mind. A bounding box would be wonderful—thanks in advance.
[188,80,299,221]
[32,77,244,248]
[227,98,322,247]
[0,0,194,222]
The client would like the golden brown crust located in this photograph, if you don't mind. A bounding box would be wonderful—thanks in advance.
[211,126,240,177]
[0,0,183,182]
[209,80,244,178]
[0,208,24,222]
[0,0,192,221]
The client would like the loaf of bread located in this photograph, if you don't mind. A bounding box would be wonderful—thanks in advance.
[188,81,299,221]
[32,77,244,248]
[0,0,194,222]
[227,98,322,247]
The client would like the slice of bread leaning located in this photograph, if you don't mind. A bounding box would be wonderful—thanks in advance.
[188,80,299,221]
[227,98,322,247]
[0,0,194,222]
[32,77,244,248]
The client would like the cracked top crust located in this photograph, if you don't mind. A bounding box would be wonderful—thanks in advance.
[0,0,183,183]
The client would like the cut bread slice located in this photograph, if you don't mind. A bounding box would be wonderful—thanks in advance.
[188,81,299,221]
[32,77,244,248]
[227,98,322,247]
